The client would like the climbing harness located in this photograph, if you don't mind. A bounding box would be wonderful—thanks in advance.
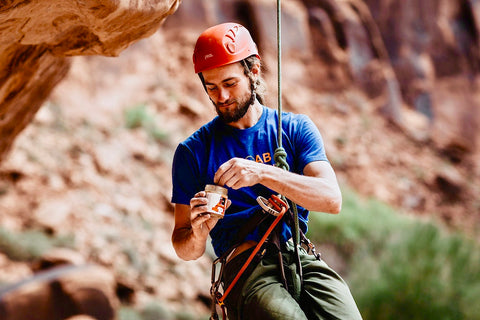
[209,195,322,319]
[209,195,289,319]
[209,1,323,318]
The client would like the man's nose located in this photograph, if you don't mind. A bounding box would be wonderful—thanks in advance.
[218,87,229,103]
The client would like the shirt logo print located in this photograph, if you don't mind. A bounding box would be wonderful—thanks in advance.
[245,152,272,164]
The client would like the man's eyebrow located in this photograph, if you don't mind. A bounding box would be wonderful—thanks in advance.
[205,77,238,86]
[221,77,238,83]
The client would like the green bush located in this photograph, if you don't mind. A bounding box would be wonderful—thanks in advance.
[0,228,51,261]
[124,104,150,129]
[118,307,143,320]
[118,302,202,320]
[0,227,75,261]
[124,104,168,142]
[308,188,480,320]
[350,223,480,320]
[141,301,171,320]
[308,188,408,255]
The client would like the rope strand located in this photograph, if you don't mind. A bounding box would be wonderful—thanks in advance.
[274,1,302,299]
[276,0,282,150]
[274,0,300,246]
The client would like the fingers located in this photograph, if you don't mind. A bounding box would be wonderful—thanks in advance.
[219,173,242,190]
[214,160,234,186]
[190,191,207,209]
[191,212,211,230]
[214,158,246,188]
[190,191,208,222]
[215,158,261,189]
[189,191,217,232]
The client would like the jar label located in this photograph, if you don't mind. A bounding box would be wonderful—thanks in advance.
[206,192,227,217]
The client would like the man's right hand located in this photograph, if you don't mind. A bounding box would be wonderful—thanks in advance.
[190,191,219,239]
[172,191,231,260]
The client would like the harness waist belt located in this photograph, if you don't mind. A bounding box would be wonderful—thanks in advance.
[226,240,257,264]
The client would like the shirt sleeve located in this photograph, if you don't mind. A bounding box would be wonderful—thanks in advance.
[171,143,202,205]
[293,115,328,173]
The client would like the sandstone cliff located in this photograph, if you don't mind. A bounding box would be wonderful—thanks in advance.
[0,0,181,161]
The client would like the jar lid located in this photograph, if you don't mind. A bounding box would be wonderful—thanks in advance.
[205,184,228,196]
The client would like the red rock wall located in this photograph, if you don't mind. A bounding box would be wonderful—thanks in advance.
[0,0,181,162]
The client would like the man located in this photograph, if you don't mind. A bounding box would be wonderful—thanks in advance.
[171,22,362,319]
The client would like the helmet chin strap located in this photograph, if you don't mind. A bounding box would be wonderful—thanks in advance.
[198,72,207,93]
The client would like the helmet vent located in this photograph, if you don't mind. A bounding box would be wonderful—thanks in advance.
[225,26,240,54]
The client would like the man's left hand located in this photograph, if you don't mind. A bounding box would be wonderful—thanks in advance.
[214,158,265,189]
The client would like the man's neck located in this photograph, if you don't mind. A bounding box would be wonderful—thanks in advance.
[228,100,263,129]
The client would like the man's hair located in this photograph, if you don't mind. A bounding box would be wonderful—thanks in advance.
[242,55,266,105]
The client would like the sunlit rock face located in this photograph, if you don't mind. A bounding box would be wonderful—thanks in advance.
[0,0,181,161]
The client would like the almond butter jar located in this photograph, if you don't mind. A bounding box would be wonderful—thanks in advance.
[204,184,228,219]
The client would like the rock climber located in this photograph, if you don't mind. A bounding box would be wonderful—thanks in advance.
[171,22,362,320]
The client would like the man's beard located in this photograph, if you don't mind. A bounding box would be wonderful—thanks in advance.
[213,91,254,124]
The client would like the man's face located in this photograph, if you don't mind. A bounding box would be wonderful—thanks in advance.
[202,62,252,124]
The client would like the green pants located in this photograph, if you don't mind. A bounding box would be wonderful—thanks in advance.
[223,241,363,320]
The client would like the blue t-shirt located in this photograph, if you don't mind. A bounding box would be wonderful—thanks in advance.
[171,105,328,257]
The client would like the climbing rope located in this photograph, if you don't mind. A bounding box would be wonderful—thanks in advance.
[273,0,301,252]
[272,0,303,300]
[276,0,283,153]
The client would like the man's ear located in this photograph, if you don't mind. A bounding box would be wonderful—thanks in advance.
[250,62,261,80]
[251,62,260,75]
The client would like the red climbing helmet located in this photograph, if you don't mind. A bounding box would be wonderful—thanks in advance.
[193,22,260,73]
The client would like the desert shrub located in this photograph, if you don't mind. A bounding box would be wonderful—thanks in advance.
[0,228,52,261]
[118,302,202,320]
[349,222,480,319]
[118,307,143,320]
[141,301,171,320]
[0,227,75,261]
[308,188,480,319]
[124,104,168,142]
